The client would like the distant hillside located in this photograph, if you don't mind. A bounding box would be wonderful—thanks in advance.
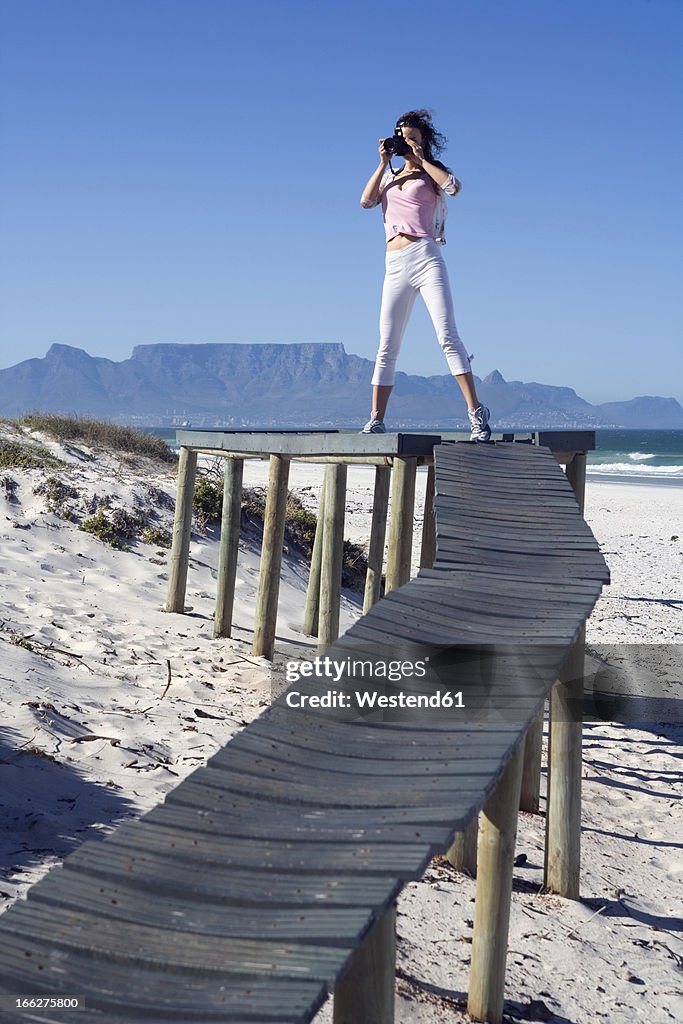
[1,342,682,429]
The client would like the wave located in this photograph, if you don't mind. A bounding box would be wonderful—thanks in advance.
[587,462,683,478]
[628,452,655,461]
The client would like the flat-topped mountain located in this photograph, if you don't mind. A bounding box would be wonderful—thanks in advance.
[1,342,681,429]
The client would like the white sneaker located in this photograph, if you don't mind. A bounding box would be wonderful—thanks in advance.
[468,404,491,442]
[360,417,386,434]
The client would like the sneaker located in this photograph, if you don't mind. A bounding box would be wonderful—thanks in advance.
[360,418,386,434]
[468,404,491,442]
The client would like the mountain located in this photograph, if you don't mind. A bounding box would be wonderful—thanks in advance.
[1,342,682,429]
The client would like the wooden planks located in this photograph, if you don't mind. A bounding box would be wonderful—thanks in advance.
[0,437,610,1024]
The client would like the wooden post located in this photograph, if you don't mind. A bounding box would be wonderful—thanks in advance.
[419,463,436,569]
[302,475,325,637]
[166,447,198,613]
[545,626,584,899]
[385,457,417,594]
[544,450,587,897]
[252,455,290,660]
[445,814,478,875]
[363,465,391,613]
[214,457,244,638]
[333,904,396,1024]
[318,463,347,653]
[519,710,544,812]
[565,452,587,513]
[468,743,524,1024]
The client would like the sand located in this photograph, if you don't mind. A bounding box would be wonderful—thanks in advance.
[0,425,681,1023]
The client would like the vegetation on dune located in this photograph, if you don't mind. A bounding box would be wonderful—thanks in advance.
[193,476,224,529]
[18,414,177,464]
[1,423,365,585]
[0,474,18,501]
[33,476,81,518]
[0,417,176,552]
[80,507,146,549]
[192,472,368,591]
[0,437,64,470]
[141,525,172,548]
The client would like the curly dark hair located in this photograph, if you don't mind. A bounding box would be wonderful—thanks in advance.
[395,108,447,166]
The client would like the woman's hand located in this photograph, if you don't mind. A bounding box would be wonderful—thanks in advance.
[405,137,425,165]
[378,139,392,165]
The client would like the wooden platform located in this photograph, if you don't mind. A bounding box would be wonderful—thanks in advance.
[0,439,608,1023]
[175,428,442,459]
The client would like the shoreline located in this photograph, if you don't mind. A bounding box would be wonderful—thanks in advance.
[586,472,683,488]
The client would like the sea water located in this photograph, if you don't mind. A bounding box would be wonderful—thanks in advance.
[587,429,683,484]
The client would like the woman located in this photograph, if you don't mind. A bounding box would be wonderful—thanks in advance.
[359,109,491,441]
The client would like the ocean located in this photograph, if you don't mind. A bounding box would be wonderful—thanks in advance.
[146,428,683,486]
[586,429,683,484]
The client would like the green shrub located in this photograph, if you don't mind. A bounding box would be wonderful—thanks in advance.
[342,539,368,591]
[81,510,122,547]
[19,415,177,464]
[85,493,113,513]
[284,493,318,554]
[9,634,34,652]
[33,476,80,514]
[193,477,223,529]
[80,507,143,548]
[142,525,172,548]
[193,480,369,591]
[109,507,144,538]
[0,438,63,470]
[240,487,266,523]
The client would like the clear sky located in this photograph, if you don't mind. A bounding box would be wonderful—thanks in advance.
[1,0,681,405]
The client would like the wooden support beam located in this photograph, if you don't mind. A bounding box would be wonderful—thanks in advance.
[214,457,244,638]
[545,626,584,899]
[318,463,347,653]
[544,450,587,896]
[302,476,325,637]
[175,429,439,458]
[565,452,587,514]
[468,743,524,1024]
[385,457,417,594]
[363,465,391,613]
[333,904,396,1024]
[445,814,478,875]
[252,455,290,660]
[166,447,198,613]
[519,710,544,813]
[419,464,437,569]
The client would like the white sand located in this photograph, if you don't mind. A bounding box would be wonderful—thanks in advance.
[0,426,681,1023]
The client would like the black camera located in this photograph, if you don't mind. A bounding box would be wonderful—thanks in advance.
[384,133,410,157]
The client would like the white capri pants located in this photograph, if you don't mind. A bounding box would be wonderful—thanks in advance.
[371,238,471,387]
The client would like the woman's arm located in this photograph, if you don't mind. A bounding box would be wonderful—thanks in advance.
[405,138,461,195]
[360,141,391,208]
[423,158,461,195]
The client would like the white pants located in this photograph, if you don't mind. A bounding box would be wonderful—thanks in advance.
[371,238,471,387]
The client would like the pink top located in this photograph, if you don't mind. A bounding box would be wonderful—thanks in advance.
[381,173,438,243]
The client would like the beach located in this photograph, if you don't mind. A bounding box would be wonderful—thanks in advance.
[0,423,681,1023]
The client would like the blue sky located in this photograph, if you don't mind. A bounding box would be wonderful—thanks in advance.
[1,0,681,405]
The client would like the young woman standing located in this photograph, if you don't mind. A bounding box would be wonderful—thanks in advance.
[360,109,491,441]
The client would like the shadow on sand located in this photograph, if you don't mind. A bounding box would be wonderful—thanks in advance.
[0,726,138,904]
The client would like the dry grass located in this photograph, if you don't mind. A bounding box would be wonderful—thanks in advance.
[18,415,176,464]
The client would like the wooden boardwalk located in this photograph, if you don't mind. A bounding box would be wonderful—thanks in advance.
[0,438,608,1023]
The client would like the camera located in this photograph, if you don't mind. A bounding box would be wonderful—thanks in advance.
[384,133,410,157]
